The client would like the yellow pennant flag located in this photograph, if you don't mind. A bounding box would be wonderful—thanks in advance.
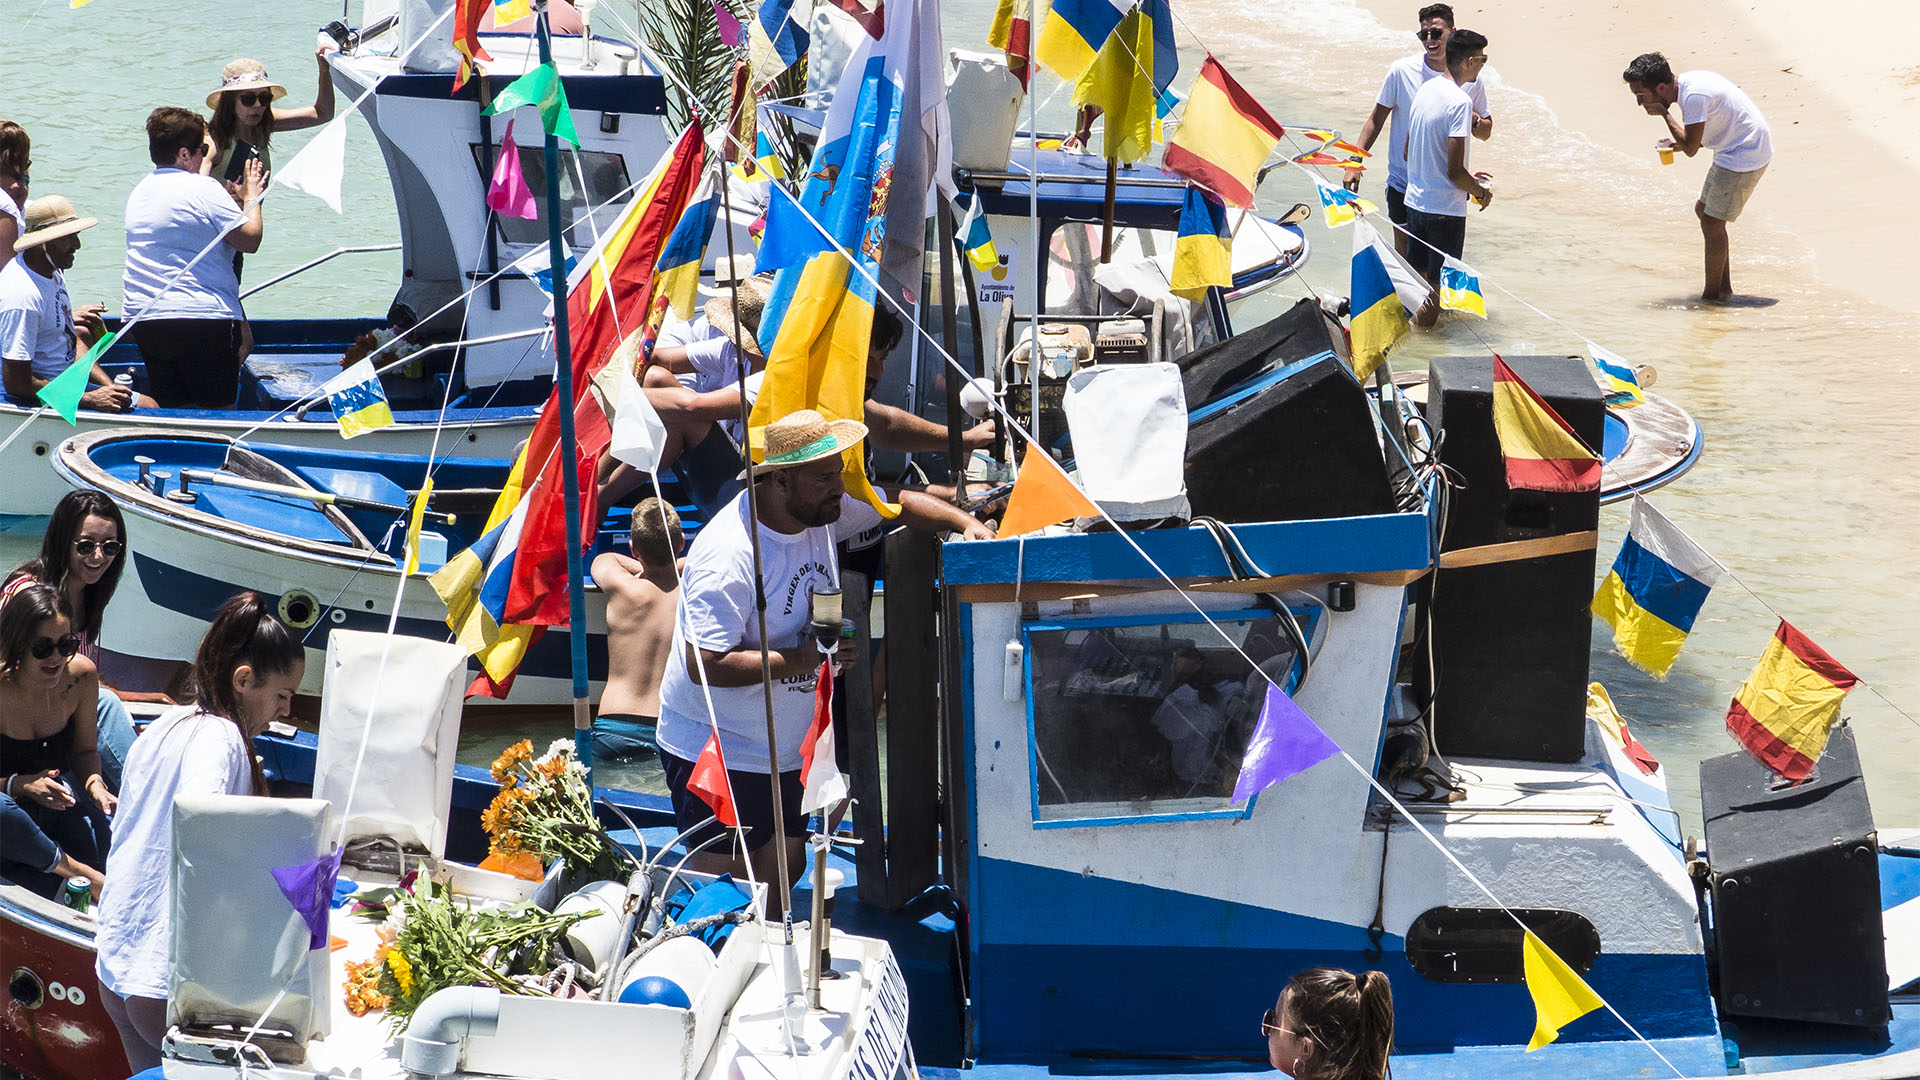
[403,478,435,576]
[997,449,1099,538]
[1522,930,1605,1051]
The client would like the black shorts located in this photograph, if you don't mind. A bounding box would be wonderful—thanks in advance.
[133,318,242,408]
[658,745,805,855]
[1385,184,1408,227]
[1403,207,1467,286]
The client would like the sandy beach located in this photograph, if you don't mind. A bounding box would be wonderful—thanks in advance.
[1349,0,1920,314]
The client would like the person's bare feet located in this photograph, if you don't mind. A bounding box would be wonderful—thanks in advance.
[1411,297,1441,329]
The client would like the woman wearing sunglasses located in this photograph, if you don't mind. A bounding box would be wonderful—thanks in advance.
[5,490,170,790]
[0,582,114,897]
[1263,967,1397,1080]
[200,48,336,186]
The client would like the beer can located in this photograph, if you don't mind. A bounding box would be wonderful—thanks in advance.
[61,876,91,913]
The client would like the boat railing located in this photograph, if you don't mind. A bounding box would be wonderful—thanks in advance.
[287,326,548,420]
[240,243,403,301]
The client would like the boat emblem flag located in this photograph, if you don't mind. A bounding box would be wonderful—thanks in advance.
[1170,185,1232,300]
[318,357,396,439]
[1230,683,1340,803]
[651,165,722,326]
[275,118,349,214]
[1523,929,1604,1051]
[801,658,849,813]
[1591,496,1722,678]
[1724,620,1858,781]
[1490,355,1601,492]
[494,0,533,23]
[1437,256,1485,318]
[1033,0,1128,83]
[1162,57,1286,209]
[1588,340,1645,408]
[1348,220,1412,381]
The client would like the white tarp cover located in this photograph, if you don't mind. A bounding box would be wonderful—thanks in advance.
[314,629,467,856]
[169,795,331,1049]
[1063,362,1190,522]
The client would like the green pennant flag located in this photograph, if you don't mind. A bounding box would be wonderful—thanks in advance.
[481,63,579,147]
[38,329,119,423]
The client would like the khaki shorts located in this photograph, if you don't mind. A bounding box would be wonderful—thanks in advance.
[1700,162,1765,222]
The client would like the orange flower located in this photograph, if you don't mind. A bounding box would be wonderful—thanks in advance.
[490,739,534,782]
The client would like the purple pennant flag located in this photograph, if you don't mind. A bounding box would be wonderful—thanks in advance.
[487,120,538,220]
[1232,683,1341,803]
[271,848,344,951]
[712,0,745,47]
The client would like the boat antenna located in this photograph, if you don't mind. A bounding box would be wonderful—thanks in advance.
[532,0,598,772]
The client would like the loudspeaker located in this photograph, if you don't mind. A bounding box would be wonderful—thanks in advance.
[1700,725,1888,1027]
[1183,354,1396,525]
[1419,355,1602,763]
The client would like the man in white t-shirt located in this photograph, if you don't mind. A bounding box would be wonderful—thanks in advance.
[653,409,990,913]
[1,195,150,411]
[1624,52,1773,302]
[1401,28,1493,327]
[1345,3,1490,258]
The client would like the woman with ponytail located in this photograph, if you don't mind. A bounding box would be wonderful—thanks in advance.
[93,592,303,1072]
[1263,967,1397,1080]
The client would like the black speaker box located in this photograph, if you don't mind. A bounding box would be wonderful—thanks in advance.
[1419,355,1603,763]
[1182,348,1396,524]
[1700,725,1888,1027]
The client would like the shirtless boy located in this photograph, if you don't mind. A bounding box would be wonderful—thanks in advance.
[589,497,684,761]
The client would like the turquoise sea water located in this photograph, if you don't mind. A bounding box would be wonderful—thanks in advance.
[5,0,1918,833]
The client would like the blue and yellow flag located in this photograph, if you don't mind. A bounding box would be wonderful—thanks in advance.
[1170,186,1231,301]
[319,358,395,439]
[1438,255,1486,318]
[1348,221,1411,381]
[652,167,720,322]
[1592,496,1721,678]
[1071,0,1176,165]
[1589,341,1645,408]
[1313,176,1377,229]
[955,191,1000,274]
[1034,0,1126,83]
[748,0,810,87]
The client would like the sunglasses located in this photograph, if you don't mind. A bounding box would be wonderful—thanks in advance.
[1261,1007,1297,1038]
[74,538,122,558]
[1417,27,1446,41]
[29,634,82,661]
[236,92,272,107]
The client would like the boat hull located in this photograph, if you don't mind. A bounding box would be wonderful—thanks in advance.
[0,886,129,1080]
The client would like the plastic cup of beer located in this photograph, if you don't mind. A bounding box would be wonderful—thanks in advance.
[1658,147,1675,165]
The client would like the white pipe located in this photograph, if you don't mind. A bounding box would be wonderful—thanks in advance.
[400,986,502,1076]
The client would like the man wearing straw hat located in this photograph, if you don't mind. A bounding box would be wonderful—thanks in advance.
[653,408,989,906]
[1,196,153,411]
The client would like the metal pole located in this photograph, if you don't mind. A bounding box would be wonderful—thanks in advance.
[1100,159,1118,263]
[937,201,964,501]
[533,3,596,781]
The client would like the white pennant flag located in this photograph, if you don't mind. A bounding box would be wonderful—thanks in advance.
[609,359,668,473]
[274,118,348,213]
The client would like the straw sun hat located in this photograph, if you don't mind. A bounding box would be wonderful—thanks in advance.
[703,272,774,359]
[15,195,97,251]
[206,59,289,110]
[758,409,868,471]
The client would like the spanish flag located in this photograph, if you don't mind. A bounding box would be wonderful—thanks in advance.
[452,0,492,91]
[1592,496,1722,678]
[1491,356,1601,492]
[1170,186,1231,301]
[1348,220,1410,381]
[1725,621,1858,781]
[1163,57,1285,209]
[988,0,1036,89]
[1034,0,1128,83]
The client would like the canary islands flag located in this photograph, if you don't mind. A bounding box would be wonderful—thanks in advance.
[1170,186,1231,301]
[1725,621,1858,781]
[956,191,1000,273]
[1492,355,1600,492]
[1313,176,1377,229]
[1438,255,1486,318]
[652,166,721,323]
[1348,220,1412,381]
[1589,340,1645,408]
[1034,0,1127,82]
[1592,496,1722,678]
[319,358,395,439]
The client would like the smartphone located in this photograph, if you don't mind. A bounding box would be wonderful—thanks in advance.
[223,140,260,184]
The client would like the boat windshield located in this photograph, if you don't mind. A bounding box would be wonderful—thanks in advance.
[471,143,633,246]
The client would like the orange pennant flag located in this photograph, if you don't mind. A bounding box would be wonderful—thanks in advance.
[997,449,1099,538]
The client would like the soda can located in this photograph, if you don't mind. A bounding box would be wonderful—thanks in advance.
[61,876,91,914]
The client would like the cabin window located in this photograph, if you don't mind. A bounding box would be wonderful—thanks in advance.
[1404,907,1601,984]
[1022,608,1310,828]
[471,145,632,246]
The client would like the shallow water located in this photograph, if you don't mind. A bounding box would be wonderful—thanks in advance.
[6,0,1917,835]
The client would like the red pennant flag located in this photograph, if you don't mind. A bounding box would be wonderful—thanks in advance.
[453,0,493,91]
[688,732,740,827]
[799,658,848,813]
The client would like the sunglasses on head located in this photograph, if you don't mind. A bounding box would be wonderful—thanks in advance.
[74,538,122,558]
[236,92,271,107]
[1417,27,1446,41]
[29,634,82,661]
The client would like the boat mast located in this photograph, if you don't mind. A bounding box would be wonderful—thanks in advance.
[533,0,597,773]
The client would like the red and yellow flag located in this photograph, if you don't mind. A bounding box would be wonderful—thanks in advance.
[997,449,1100,537]
[453,0,493,91]
[1163,57,1285,209]
[1491,356,1600,492]
[988,0,1035,89]
[1725,620,1858,781]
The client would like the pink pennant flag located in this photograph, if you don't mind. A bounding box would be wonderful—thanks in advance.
[487,120,537,220]
[712,0,745,47]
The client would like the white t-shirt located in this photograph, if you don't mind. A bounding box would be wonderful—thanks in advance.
[1402,76,1477,217]
[1374,54,1487,192]
[656,488,884,773]
[94,705,254,1000]
[0,259,74,379]
[122,168,248,320]
[1,189,23,264]
[1677,70,1772,173]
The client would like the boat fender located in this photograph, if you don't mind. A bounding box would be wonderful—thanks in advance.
[400,986,501,1077]
[616,936,716,1008]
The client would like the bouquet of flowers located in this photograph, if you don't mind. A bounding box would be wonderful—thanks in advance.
[482,739,626,883]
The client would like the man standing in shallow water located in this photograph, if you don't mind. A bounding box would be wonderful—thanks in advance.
[1623,52,1772,303]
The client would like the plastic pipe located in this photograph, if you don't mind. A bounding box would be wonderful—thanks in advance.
[400,987,501,1076]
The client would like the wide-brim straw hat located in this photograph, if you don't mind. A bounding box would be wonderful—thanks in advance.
[697,253,759,299]
[703,273,774,360]
[757,409,868,471]
[207,59,289,110]
[16,195,97,251]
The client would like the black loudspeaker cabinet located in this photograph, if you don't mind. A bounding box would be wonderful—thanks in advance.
[1419,355,1603,763]
[1699,725,1888,1027]
[1184,354,1397,524]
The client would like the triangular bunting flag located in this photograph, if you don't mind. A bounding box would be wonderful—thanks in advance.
[997,448,1099,537]
[404,477,435,576]
[1523,930,1605,1051]
[482,63,580,147]
[487,120,538,219]
[275,118,348,213]
[269,849,344,951]
[36,345,102,424]
[687,732,740,827]
[800,658,849,813]
[1231,682,1340,803]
